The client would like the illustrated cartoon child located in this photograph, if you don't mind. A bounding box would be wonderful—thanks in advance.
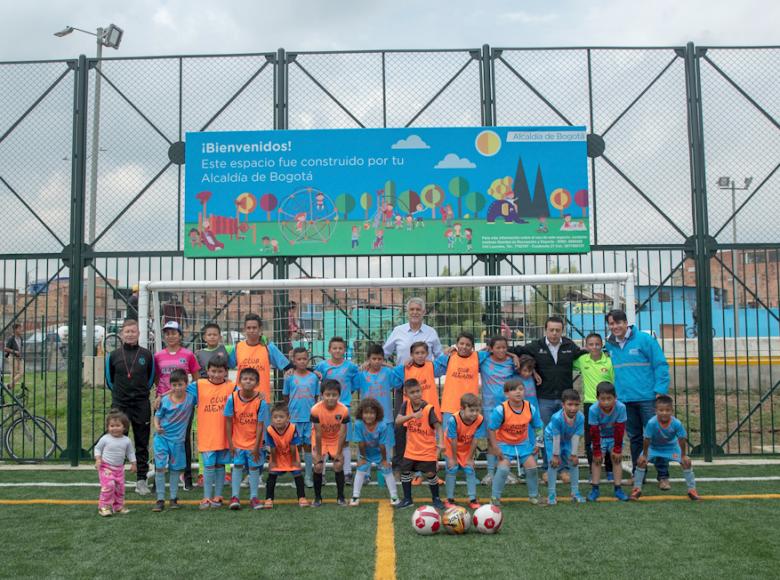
[394,215,403,229]
[351,226,360,249]
[200,218,224,252]
[537,216,549,233]
[443,205,455,227]
[295,212,307,233]
[453,222,462,240]
[445,228,455,249]
[261,236,271,251]
[405,214,414,231]
[464,228,473,250]
[383,203,394,227]
[372,229,385,250]
[189,228,201,249]
[271,238,279,253]
[316,192,325,211]
[415,204,425,228]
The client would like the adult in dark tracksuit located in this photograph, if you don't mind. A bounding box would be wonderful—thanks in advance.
[604,309,671,488]
[509,316,585,471]
[105,318,155,495]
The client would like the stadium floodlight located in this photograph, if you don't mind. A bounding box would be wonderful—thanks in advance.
[53,24,124,48]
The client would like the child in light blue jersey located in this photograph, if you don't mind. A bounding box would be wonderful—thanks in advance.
[349,396,399,506]
[152,369,195,511]
[544,389,585,505]
[282,347,320,488]
[588,382,628,502]
[353,344,402,453]
[631,395,700,501]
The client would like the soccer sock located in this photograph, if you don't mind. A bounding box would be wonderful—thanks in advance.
[343,447,352,476]
[313,473,323,501]
[265,473,278,500]
[382,469,398,499]
[352,470,366,499]
[547,465,557,497]
[169,470,180,500]
[492,465,510,499]
[526,467,539,498]
[294,475,306,499]
[401,472,413,501]
[232,465,244,499]
[487,454,497,477]
[155,470,166,501]
[464,465,477,500]
[445,466,458,500]
[633,467,646,490]
[427,475,440,500]
[203,467,215,500]
[335,471,345,501]
[570,465,580,496]
[683,469,696,490]
[215,466,226,498]
[304,452,313,481]
[248,468,261,499]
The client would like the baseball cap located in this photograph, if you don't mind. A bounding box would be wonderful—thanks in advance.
[162,321,182,334]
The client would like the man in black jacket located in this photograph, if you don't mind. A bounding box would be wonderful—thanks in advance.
[509,316,585,472]
[105,318,155,495]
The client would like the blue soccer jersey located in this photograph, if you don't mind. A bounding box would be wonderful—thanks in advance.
[588,400,627,441]
[520,376,538,405]
[479,353,518,412]
[154,392,196,443]
[644,416,687,460]
[353,367,402,424]
[315,359,359,407]
[282,372,320,422]
[544,409,585,447]
[351,419,392,458]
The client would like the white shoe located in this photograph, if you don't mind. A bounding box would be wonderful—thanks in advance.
[481,474,493,486]
[135,479,150,496]
[350,498,360,507]
[506,473,519,485]
[389,497,400,506]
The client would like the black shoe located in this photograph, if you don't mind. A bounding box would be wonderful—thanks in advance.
[395,498,414,509]
[152,499,165,512]
[169,498,180,510]
[345,473,353,486]
[432,498,445,510]
[182,478,193,492]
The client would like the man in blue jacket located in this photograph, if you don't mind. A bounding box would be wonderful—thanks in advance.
[604,309,671,489]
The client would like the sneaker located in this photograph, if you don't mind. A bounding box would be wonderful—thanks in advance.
[687,489,701,501]
[395,498,414,509]
[210,496,224,508]
[528,496,539,505]
[182,478,193,492]
[263,499,274,509]
[490,497,502,507]
[169,499,180,510]
[606,472,614,482]
[240,475,249,488]
[443,499,457,509]
[506,473,519,485]
[225,473,232,483]
[98,507,113,517]
[152,499,165,512]
[571,493,586,504]
[311,499,322,508]
[345,473,353,486]
[229,497,241,510]
[337,498,348,507]
[304,477,314,489]
[197,474,204,488]
[587,488,600,502]
[560,471,571,484]
[199,498,211,510]
[411,476,422,486]
[390,497,400,506]
[298,498,310,508]
[630,487,643,501]
[614,488,629,501]
[250,498,262,510]
[135,479,150,496]
[547,494,557,506]
[350,498,361,507]
[468,499,481,510]
[658,478,672,491]
[481,474,493,486]
[432,498,446,510]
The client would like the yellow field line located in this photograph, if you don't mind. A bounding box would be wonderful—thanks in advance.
[374,501,396,580]
[0,498,385,506]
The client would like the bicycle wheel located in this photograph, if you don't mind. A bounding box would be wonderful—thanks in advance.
[4,415,57,462]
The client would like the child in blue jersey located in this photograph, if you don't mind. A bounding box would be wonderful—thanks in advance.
[349,397,399,506]
[488,379,544,506]
[517,355,539,411]
[588,382,628,501]
[631,395,700,501]
[354,344,402,454]
[478,336,520,485]
[152,369,196,511]
[315,336,359,482]
[282,347,320,488]
[544,389,586,505]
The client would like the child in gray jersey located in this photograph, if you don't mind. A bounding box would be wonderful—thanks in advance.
[95,410,137,516]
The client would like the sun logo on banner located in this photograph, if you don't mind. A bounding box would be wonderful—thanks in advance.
[475,130,501,157]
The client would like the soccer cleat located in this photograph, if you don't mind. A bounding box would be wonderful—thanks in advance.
[199,498,211,510]
[587,488,600,502]
[311,499,323,508]
[98,507,113,517]
[152,499,165,512]
[630,488,643,501]
[210,496,224,508]
[390,497,400,506]
[411,476,422,486]
[263,499,274,510]
[169,499,180,510]
[506,472,520,485]
[480,474,493,487]
[687,489,701,501]
[240,475,249,488]
[337,498,348,507]
[468,499,481,510]
[135,479,150,496]
[490,497,502,507]
[229,497,241,510]
[298,497,310,508]
[528,496,539,505]
[614,488,629,502]
[606,472,614,482]
[443,499,457,509]
[250,497,262,510]
[571,493,586,504]
[658,479,672,491]
[345,473,353,486]
[432,498,446,510]
[182,479,193,492]
[547,494,558,506]
[115,507,130,515]
[350,498,361,507]
[395,498,414,509]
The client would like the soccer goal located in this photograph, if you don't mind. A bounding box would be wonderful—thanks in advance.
[137,272,635,362]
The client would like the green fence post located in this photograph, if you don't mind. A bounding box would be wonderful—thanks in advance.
[62,55,90,464]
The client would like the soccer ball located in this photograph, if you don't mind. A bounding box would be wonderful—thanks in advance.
[473,504,503,534]
[412,505,441,535]
[442,506,471,534]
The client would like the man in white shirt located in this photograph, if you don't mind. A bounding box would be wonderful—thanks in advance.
[383,297,443,365]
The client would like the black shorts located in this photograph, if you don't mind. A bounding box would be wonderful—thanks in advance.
[399,458,437,475]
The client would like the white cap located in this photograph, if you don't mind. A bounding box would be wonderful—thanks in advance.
[162,321,182,334]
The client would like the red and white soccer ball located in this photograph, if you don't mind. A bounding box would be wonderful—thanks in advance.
[412,505,441,535]
[442,506,471,535]
[472,504,503,534]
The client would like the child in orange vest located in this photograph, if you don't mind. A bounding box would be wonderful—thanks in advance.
[264,403,308,508]
[444,393,484,510]
[436,332,480,425]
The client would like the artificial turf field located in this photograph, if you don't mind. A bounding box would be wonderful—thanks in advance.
[1,463,779,579]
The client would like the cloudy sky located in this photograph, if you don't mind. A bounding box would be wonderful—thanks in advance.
[1,0,777,59]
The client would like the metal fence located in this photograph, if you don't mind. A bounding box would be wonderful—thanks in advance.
[0,44,778,463]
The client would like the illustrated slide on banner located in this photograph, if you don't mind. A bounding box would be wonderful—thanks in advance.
[184,126,589,257]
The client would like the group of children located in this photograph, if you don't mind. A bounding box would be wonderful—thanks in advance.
[94,325,699,516]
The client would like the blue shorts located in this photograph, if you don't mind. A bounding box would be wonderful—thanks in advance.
[153,437,186,471]
[293,421,311,445]
[645,448,683,463]
[497,442,535,465]
[597,438,615,455]
[201,449,231,468]
[232,448,265,470]
[543,437,573,466]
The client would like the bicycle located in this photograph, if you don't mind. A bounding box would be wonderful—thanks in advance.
[0,382,60,462]
[685,325,716,338]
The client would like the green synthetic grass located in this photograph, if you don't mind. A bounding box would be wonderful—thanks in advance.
[0,466,779,579]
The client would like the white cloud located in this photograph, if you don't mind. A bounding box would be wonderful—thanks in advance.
[391,135,430,149]
[501,10,558,24]
[434,153,476,169]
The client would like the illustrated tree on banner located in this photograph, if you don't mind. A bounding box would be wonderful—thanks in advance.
[449,176,469,218]
[550,188,572,217]
[360,192,373,221]
[335,193,355,219]
[397,189,420,214]
[464,190,486,219]
[260,193,278,221]
[421,184,444,218]
[574,189,589,217]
